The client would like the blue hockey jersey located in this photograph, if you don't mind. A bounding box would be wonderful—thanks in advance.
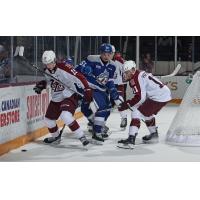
[76,55,116,92]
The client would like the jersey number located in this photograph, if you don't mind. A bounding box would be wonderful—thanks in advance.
[70,68,77,76]
[132,85,139,93]
[148,76,164,88]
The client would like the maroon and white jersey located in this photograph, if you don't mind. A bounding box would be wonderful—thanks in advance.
[128,70,172,107]
[45,63,89,102]
[113,60,126,85]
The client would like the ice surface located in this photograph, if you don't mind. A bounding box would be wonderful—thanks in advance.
[1,105,200,161]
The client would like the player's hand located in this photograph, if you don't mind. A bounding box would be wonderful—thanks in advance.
[114,96,124,106]
[83,88,93,103]
[118,101,130,111]
[33,86,43,94]
[110,88,119,100]
[33,80,47,94]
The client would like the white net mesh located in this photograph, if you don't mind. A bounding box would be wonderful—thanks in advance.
[166,71,200,146]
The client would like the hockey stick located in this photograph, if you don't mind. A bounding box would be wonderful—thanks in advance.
[33,64,85,97]
[33,64,113,114]
[160,64,181,78]
[60,124,66,135]
[87,72,134,112]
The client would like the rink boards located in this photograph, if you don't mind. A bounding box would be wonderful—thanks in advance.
[0,76,191,155]
[0,84,83,156]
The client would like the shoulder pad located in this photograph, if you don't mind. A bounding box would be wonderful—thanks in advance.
[87,55,100,62]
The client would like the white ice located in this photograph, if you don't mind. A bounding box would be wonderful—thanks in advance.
[1,105,200,161]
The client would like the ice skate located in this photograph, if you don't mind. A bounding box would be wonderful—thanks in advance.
[117,135,136,149]
[79,136,90,146]
[91,133,104,145]
[142,130,159,143]
[101,125,110,139]
[43,132,62,144]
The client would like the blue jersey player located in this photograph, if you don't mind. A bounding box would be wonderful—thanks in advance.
[76,43,123,143]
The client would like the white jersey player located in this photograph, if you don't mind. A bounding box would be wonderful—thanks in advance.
[33,50,92,146]
[117,60,172,149]
[111,46,128,129]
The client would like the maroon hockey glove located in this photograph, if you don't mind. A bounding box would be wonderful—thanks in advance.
[83,88,93,103]
[33,80,47,94]
[118,101,130,111]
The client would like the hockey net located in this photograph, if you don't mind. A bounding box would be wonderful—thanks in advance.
[166,71,200,146]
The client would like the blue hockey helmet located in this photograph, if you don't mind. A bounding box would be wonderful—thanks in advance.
[99,43,113,54]
[65,57,74,65]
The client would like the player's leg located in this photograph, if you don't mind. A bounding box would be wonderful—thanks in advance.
[143,115,158,143]
[118,108,141,148]
[117,84,128,130]
[60,95,89,146]
[92,90,110,142]
[43,101,62,144]
[138,99,168,143]
[81,101,94,133]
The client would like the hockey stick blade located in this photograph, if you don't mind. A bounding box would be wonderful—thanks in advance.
[161,64,181,78]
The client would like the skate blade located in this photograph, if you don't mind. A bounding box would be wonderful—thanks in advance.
[142,138,159,144]
[120,127,126,131]
[89,139,104,145]
[117,144,135,150]
[43,139,61,145]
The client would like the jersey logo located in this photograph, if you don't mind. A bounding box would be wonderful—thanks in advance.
[142,72,148,78]
[50,80,65,92]
[97,71,109,85]
[96,65,102,69]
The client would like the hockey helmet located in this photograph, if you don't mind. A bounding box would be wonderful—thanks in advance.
[123,60,136,72]
[99,43,113,54]
[42,50,56,65]
[111,45,116,53]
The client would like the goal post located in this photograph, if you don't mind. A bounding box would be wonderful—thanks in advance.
[166,71,200,146]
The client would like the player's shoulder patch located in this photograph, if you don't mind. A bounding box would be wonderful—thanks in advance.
[87,55,100,62]
[141,71,148,78]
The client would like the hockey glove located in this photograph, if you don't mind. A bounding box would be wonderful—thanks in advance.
[118,101,131,112]
[114,96,124,106]
[110,87,119,100]
[33,80,47,94]
[83,88,93,103]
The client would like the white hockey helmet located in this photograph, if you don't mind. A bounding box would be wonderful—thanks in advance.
[111,45,116,53]
[123,60,136,72]
[42,50,56,65]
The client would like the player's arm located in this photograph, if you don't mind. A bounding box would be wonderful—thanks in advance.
[105,66,124,104]
[75,58,93,76]
[76,59,107,90]
[118,73,146,111]
[59,65,93,103]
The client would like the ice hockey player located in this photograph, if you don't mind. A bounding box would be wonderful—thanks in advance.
[111,45,128,130]
[33,50,92,146]
[76,43,123,143]
[117,60,172,149]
